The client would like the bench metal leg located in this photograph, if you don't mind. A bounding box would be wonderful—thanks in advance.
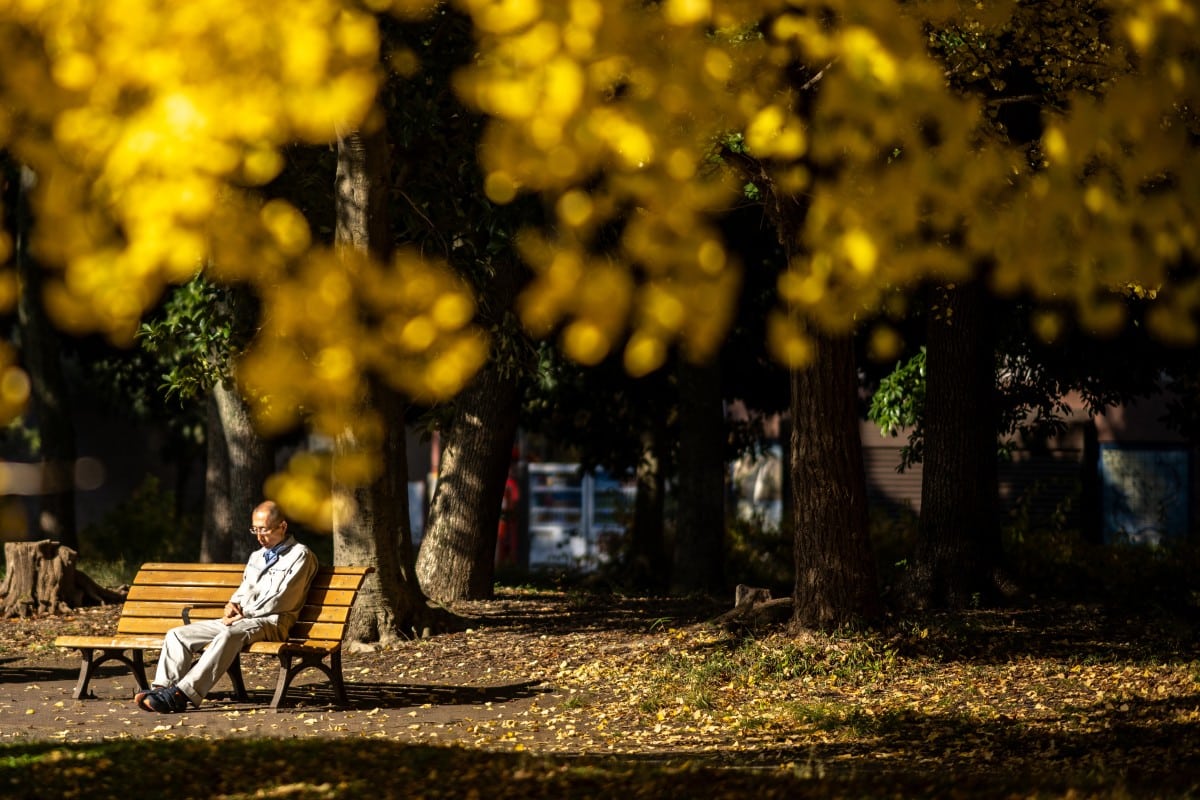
[329,650,347,706]
[268,651,346,711]
[71,648,150,700]
[224,653,251,702]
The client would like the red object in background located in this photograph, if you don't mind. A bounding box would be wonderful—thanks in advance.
[496,472,520,566]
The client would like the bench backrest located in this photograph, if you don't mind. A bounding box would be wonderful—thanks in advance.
[117,562,372,648]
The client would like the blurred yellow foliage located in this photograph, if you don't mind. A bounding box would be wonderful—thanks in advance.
[1,0,1198,508]
[454,0,1200,362]
[0,0,487,509]
[0,343,30,426]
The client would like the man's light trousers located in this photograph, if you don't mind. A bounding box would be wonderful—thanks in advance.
[153,617,281,706]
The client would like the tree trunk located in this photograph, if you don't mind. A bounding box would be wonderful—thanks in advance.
[630,426,668,591]
[332,126,460,639]
[11,162,77,548]
[907,282,1006,608]
[415,236,525,603]
[744,159,880,628]
[416,359,521,601]
[333,378,431,644]
[789,331,881,630]
[213,380,273,562]
[671,358,726,596]
[0,540,125,618]
[200,393,234,562]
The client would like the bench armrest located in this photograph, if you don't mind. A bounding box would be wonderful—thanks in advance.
[181,604,225,625]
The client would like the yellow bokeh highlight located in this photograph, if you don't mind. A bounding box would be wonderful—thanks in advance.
[557,189,594,228]
[745,105,807,159]
[562,319,610,365]
[0,343,31,426]
[1042,127,1068,162]
[485,171,519,203]
[767,312,813,369]
[623,331,667,377]
[1032,310,1064,344]
[841,229,878,275]
[664,0,711,27]
[265,452,335,532]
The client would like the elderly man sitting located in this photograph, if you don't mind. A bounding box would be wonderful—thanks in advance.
[135,501,318,712]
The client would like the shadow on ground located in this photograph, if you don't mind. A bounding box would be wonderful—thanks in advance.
[251,678,552,711]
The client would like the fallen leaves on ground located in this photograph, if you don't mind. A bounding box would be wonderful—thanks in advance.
[1,589,1198,798]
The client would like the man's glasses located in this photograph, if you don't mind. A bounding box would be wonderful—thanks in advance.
[248,524,280,535]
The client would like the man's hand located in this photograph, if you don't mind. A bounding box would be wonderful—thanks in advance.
[221,601,244,626]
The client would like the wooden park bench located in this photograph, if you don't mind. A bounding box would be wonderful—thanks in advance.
[53,562,373,711]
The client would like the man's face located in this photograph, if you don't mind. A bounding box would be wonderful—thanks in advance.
[250,508,287,550]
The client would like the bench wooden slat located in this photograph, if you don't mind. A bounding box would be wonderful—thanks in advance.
[248,640,339,655]
[54,635,167,650]
[112,618,348,640]
[123,585,361,606]
[137,566,243,573]
[54,563,373,710]
[299,588,359,607]
[282,621,345,641]
[115,619,184,636]
[131,570,244,587]
[126,585,236,603]
[310,573,373,590]
[133,603,352,625]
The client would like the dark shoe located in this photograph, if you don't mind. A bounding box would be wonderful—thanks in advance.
[134,686,164,711]
[144,686,190,713]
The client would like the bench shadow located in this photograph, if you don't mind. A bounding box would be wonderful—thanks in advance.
[0,660,109,685]
[222,678,552,712]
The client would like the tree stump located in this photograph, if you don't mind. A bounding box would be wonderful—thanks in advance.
[709,584,794,634]
[0,540,126,618]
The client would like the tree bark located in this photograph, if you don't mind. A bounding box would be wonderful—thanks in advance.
[333,378,426,645]
[416,359,521,601]
[906,282,1007,608]
[11,162,77,548]
[200,393,234,562]
[789,331,881,630]
[0,540,125,618]
[671,359,726,596]
[332,125,460,640]
[630,426,668,591]
[212,380,273,562]
[739,142,879,629]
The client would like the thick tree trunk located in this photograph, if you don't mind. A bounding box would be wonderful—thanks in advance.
[333,126,459,639]
[416,360,521,601]
[630,427,668,591]
[0,540,125,618]
[414,233,525,603]
[200,393,234,562]
[213,380,273,562]
[11,162,77,548]
[334,379,434,644]
[907,282,1007,608]
[383,392,441,638]
[672,359,726,596]
[789,331,881,630]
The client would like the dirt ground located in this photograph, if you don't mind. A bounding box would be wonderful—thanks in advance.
[5,584,1200,799]
[0,589,718,751]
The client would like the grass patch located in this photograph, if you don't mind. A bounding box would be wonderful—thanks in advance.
[639,632,898,718]
[563,692,593,710]
[76,558,137,588]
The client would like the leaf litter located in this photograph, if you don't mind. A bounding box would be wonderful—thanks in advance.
[1,588,1198,797]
